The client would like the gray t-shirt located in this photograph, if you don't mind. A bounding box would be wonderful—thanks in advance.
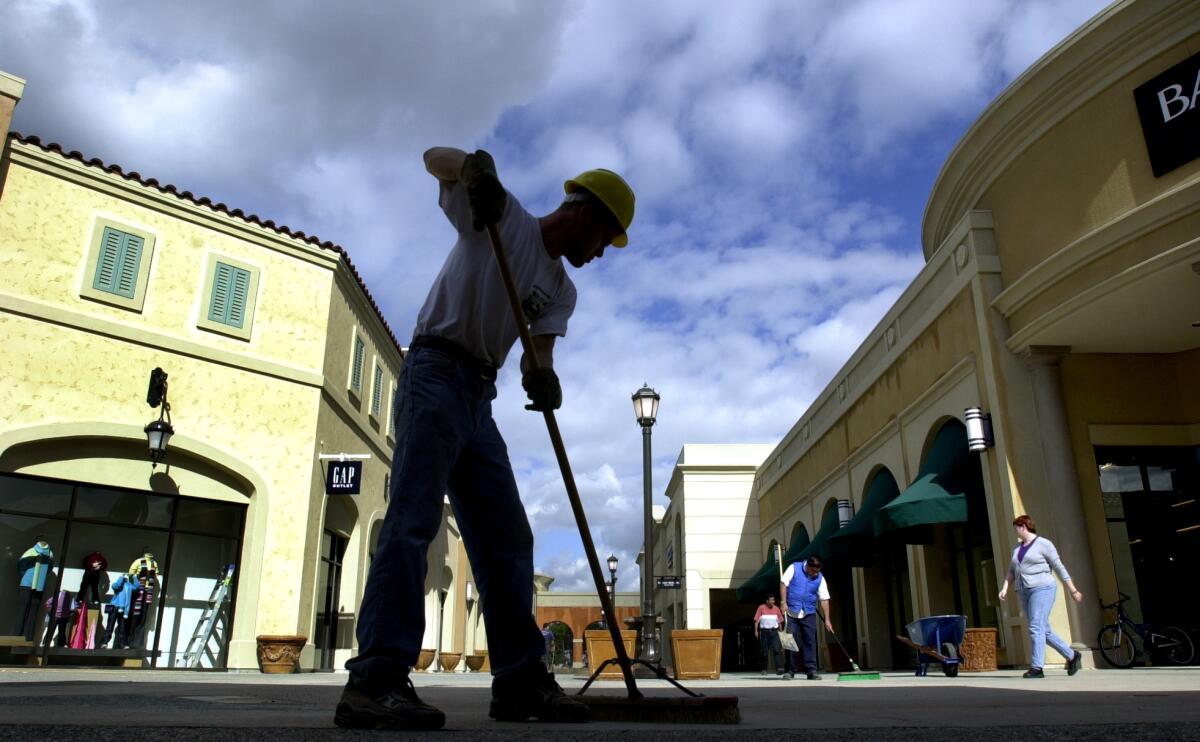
[414,181,576,368]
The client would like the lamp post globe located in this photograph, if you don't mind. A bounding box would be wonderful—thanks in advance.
[632,385,660,427]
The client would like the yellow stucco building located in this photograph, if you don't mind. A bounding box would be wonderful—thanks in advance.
[745,0,1199,671]
[0,71,485,672]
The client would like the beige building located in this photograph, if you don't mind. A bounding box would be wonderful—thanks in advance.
[746,0,1200,672]
[648,444,773,670]
[0,71,483,671]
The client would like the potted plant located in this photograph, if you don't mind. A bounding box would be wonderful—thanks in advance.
[584,629,637,679]
[670,629,723,680]
[415,648,435,671]
[438,652,462,672]
[256,635,307,674]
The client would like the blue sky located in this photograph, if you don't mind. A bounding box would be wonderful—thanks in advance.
[1,0,1108,590]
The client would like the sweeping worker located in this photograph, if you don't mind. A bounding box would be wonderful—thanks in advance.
[998,514,1084,678]
[780,555,833,680]
[334,148,634,731]
[753,595,786,676]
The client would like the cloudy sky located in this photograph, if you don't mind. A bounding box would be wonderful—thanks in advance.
[2,0,1108,591]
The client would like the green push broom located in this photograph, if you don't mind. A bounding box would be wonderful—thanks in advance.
[484,222,739,724]
[817,608,880,681]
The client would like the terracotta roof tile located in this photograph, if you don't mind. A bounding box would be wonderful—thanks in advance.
[8,132,404,357]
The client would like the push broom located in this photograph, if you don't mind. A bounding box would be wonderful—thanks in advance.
[484,222,739,724]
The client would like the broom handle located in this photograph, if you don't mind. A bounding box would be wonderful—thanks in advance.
[483,223,641,698]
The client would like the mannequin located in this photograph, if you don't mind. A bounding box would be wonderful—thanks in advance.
[126,549,160,649]
[70,552,108,650]
[15,537,53,640]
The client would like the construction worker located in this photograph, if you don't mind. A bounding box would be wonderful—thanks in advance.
[334,148,635,731]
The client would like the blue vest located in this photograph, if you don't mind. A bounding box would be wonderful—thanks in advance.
[786,564,823,616]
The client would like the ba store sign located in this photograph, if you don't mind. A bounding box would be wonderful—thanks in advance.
[326,460,363,495]
[1134,50,1200,177]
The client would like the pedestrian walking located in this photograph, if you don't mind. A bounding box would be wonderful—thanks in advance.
[334,148,634,731]
[780,555,833,680]
[753,595,786,676]
[998,514,1084,678]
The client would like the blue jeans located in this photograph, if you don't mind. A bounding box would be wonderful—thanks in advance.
[786,614,818,674]
[345,346,544,688]
[1019,584,1073,669]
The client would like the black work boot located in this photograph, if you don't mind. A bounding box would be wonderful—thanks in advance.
[334,674,446,730]
[489,663,590,723]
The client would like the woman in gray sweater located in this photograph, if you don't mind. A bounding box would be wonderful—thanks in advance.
[998,514,1084,678]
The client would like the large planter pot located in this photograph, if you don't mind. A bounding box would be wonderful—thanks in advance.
[465,654,486,672]
[415,648,435,672]
[438,652,462,672]
[960,627,998,672]
[584,629,637,679]
[670,629,722,680]
[256,635,306,674]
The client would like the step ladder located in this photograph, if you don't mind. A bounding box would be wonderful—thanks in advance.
[182,564,235,668]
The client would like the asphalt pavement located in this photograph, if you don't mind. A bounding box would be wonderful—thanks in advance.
[0,666,1198,740]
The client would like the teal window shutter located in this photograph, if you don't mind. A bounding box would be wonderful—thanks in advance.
[351,336,365,392]
[371,365,384,416]
[208,262,252,328]
[93,227,143,299]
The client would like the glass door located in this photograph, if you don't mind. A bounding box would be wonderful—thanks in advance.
[314,530,347,671]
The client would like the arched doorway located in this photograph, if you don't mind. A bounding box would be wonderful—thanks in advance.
[542,620,574,669]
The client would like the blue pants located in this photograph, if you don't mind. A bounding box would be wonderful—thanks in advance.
[345,345,544,689]
[786,614,818,674]
[1019,584,1073,669]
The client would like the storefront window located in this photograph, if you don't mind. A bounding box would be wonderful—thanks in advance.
[0,472,245,670]
[1094,446,1199,630]
[1,514,67,644]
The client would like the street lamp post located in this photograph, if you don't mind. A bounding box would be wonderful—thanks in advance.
[607,554,618,602]
[632,384,661,668]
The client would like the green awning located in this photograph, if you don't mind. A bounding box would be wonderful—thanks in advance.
[874,422,972,538]
[826,470,901,564]
[735,547,781,603]
[798,506,840,562]
[736,526,810,602]
[779,524,811,565]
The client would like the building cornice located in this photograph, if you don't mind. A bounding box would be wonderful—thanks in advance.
[0,292,325,388]
[923,0,1200,257]
[0,71,24,101]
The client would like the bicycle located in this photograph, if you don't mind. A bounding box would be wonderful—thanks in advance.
[1097,592,1194,667]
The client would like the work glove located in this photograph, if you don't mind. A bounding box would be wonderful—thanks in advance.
[460,149,507,232]
[522,368,562,412]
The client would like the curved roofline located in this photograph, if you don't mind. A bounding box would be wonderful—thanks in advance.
[921,0,1199,260]
[7,132,404,355]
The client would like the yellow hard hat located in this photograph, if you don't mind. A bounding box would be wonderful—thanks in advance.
[564,169,635,247]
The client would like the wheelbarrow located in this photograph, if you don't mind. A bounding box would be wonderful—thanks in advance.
[896,615,966,677]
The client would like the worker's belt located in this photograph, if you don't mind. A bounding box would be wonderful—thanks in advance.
[410,335,498,382]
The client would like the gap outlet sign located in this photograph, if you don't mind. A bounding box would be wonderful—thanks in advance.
[326,460,363,495]
[1134,49,1200,177]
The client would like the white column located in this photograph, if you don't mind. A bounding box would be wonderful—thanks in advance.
[1020,346,1101,653]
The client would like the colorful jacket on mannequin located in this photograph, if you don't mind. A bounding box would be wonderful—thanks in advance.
[18,542,53,591]
[109,574,139,619]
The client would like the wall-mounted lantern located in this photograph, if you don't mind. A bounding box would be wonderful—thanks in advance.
[964,407,994,452]
[837,498,854,528]
[144,367,174,468]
